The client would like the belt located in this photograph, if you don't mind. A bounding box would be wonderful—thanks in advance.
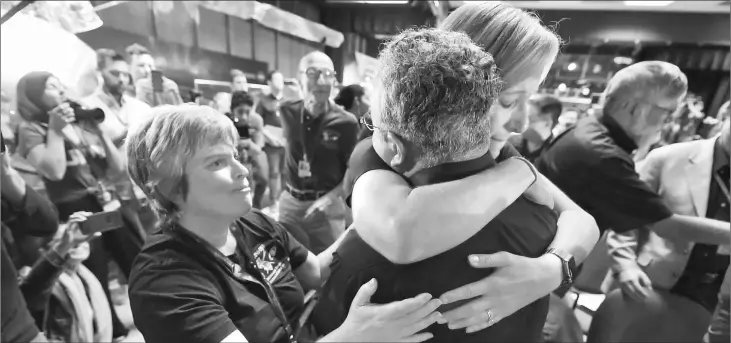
[286,184,328,201]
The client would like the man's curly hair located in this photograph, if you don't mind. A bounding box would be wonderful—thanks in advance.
[377,27,502,166]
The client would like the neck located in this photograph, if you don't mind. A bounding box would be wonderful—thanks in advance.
[306,98,329,118]
[406,146,489,177]
[177,211,234,249]
[103,86,123,105]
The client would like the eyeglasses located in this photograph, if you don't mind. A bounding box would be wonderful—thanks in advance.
[302,67,337,81]
[360,112,381,131]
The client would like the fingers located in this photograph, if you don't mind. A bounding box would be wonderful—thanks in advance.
[441,297,488,323]
[404,298,442,325]
[399,332,434,343]
[467,251,514,269]
[440,278,488,304]
[379,293,433,318]
[447,308,500,331]
[350,278,378,308]
[404,310,442,336]
[638,273,653,289]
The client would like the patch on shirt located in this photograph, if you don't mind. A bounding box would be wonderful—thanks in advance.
[253,242,288,283]
[321,129,341,149]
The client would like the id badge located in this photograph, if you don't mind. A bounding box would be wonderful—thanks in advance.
[298,160,312,178]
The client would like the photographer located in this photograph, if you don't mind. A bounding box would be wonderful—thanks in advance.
[231,91,269,209]
[14,71,137,340]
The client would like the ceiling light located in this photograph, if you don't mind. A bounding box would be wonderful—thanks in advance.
[624,1,674,6]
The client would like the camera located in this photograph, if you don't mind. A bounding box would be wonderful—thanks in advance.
[66,100,105,123]
[228,114,251,140]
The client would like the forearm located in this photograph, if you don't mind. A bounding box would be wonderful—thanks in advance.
[0,160,27,206]
[355,158,534,263]
[606,230,641,274]
[38,129,68,178]
[651,214,730,244]
[98,132,125,175]
[543,174,599,264]
[20,244,69,312]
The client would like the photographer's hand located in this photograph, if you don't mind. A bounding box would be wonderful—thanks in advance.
[48,103,74,132]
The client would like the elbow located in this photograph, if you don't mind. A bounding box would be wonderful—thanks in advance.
[44,167,66,182]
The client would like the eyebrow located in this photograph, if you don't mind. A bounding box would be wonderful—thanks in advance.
[202,152,232,163]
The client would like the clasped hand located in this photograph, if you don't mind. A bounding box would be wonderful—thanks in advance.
[438,252,562,333]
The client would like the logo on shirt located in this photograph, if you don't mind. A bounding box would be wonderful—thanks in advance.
[253,243,288,283]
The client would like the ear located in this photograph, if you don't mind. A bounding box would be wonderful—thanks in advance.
[383,131,409,170]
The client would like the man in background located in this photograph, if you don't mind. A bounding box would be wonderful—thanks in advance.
[277,51,358,254]
[125,44,182,106]
[256,71,287,208]
[231,69,249,92]
[600,117,730,341]
[509,94,563,162]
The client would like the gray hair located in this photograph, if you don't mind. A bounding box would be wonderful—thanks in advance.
[376,27,501,167]
[125,104,238,225]
[604,61,688,114]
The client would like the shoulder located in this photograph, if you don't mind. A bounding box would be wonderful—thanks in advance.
[280,99,303,112]
[647,139,707,161]
[238,209,287,242]
[250,111,264,126]
[330,105,358,124]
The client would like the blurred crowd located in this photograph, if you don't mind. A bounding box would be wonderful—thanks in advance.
[1,2,729,343]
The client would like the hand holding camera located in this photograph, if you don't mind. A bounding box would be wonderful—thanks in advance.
[48,102,75,132]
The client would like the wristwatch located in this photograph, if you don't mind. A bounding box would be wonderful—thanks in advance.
[545,248,577,296]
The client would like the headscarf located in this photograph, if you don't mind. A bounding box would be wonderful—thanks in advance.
[16,71,54,123]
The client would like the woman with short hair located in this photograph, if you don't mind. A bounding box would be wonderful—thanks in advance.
[126,104,443,343]
[345,1,599,333]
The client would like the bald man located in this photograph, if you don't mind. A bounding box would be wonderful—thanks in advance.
[276,51,358,254]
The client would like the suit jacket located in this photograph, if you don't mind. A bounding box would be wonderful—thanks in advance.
[605,138,718,290]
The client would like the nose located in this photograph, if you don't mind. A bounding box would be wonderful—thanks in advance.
[233,158,250,180]
[506,101,529,134]
[316,73,329,85]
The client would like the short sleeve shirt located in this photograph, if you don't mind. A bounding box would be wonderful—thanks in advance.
[15,121,100,205]
[535,115,673,234]
[129,210,310,343]
[280,100,359,192]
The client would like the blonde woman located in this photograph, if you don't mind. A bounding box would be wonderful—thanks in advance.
[344,1,599,333]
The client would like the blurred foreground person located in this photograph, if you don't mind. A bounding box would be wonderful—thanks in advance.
[277,52,359,254]
[597,117,730,342]
[2,144,58,343]
[127,104,443,343]
[335,2,597,338]
[317,27,562,343]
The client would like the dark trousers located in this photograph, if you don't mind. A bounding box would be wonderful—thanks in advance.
[56,193,143,337]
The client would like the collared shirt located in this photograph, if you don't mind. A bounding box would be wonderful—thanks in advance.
[82,89,152,146]
[314,138,558,342]
[280,99,358,193]
[671,138,730,311]
[129,210,310,343]
[535,115,673,235]
[256,93,283,129]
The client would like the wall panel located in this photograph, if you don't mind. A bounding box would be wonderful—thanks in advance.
[253,23,277,66]
[229,17,254,59]
[197,7,227,54]
[153,1,196,47]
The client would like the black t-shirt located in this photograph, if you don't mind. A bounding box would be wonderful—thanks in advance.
[315,139,558,342]
[535,115,673,234]
[280,100,359,193]
[129,210,310,343]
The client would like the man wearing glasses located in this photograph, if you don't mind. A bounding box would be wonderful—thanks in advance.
[536,61,730,269]
[277,51,359,254]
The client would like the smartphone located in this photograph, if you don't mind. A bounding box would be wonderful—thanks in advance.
[151,70,164,93]
[79,211,124,235]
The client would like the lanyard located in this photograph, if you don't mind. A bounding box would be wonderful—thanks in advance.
[169,223,297,343]
[714,170,731,204]
[299,101,329,163]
